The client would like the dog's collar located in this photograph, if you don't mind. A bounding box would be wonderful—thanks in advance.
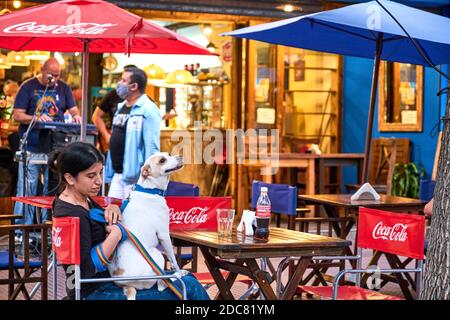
[134,184,166,197]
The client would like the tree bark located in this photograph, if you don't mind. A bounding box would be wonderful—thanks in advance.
[421,96,450,300]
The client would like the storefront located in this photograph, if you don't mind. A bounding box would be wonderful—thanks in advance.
[0,1,344,203]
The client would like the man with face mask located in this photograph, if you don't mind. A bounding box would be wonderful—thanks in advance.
[91,64,137,154]
[105,67,162,199]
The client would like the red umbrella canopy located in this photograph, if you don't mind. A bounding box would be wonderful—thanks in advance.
[0,0,212,55]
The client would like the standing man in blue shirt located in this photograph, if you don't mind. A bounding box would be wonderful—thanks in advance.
[105,66,161,199]
[13,57,81,238]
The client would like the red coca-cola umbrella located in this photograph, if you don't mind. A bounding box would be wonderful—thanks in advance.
[0,0,213,140]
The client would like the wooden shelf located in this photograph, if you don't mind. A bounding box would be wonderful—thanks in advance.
[286,89,337,93]
[285,66,337,72]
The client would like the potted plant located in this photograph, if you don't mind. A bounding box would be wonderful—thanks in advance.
[391,162,425,198]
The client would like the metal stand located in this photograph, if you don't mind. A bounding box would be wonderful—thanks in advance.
[16,78,53,250]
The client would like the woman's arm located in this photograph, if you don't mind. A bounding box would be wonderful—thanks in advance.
[100,225,122,259]
[424,198,433,217]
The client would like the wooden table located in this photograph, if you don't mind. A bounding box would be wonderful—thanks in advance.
[298,194,426,238]
[298,194,426,299]
[171,227,351,300]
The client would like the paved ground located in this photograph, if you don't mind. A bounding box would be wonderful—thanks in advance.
[0,226,413,300]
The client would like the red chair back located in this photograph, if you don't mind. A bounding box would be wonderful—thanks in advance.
[167,196,232,231]
[357,208,425,260]
[52,217,80,265]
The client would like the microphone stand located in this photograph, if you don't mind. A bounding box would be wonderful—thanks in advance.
[17,76,53,227]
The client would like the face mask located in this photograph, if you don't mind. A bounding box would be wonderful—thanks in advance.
[116,82,130,99]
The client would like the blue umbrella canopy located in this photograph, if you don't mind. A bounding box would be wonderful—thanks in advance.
[224,0,450,66]
[224,0,450,182]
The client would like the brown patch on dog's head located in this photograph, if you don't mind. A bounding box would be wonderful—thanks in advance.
[112,268,125,276]
[142,152,184,179]
[140,163,152,179]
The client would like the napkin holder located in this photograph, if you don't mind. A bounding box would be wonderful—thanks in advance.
[350,182,380,201]
[237,210,256,236]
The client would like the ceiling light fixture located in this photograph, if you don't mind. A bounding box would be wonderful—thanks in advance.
[24,50,51,60]
[12,0,20,9]
[203,24,212,36]
[276,3,302,13]
[6,51,30,66]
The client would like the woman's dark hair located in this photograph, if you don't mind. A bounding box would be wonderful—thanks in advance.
[48,142,104,193]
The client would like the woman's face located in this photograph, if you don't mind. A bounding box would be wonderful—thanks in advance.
[66,162,103,197]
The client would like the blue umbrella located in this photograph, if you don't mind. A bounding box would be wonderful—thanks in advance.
[223,0,450,182]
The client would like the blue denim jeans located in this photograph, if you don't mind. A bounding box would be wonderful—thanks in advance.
[14,154,49,232]
[83,273,210,300]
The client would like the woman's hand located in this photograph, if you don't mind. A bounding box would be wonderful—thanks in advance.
[104,204,122,225]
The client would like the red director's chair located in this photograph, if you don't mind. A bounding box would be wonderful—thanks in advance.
[280,207,426,300]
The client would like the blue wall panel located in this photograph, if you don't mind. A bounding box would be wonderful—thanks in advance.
[342,57,440,190]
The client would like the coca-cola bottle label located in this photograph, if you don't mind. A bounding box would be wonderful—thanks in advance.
[256,205,271,218]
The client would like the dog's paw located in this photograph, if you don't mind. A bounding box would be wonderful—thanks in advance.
[174,269,189,278]
[124,287,137,300]
[157,279,168,292]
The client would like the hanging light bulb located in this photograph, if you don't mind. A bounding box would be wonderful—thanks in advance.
[203,24,212,36]
[6,51,30,66]
[12,1,21,9]
[24,50,51,60]
[101,54,118,72]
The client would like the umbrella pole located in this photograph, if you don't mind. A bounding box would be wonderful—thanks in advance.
[80,39,90,142]
[361,33,383,183]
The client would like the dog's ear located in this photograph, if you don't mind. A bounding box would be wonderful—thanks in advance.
[141,164,151,179]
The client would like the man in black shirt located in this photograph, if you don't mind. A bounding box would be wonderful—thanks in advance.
[108,102,131,175]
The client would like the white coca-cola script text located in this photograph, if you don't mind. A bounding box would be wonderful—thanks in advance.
[3,22,117,35]
[52,226,62,247]
[169,207,209,225]
[372,222,408,242]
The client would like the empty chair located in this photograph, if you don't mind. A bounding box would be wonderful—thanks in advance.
[294,207,425,300]
[347,138,410,194]
[0,213,51,300]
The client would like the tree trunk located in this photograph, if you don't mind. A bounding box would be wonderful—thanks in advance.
[421,96,450,300]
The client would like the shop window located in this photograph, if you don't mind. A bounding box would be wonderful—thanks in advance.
[378,62,423,132]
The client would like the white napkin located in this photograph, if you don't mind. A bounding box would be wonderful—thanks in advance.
[237,210,256,236]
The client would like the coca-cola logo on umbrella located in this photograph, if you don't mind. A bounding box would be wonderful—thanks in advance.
[372,222,409,242]
[3,22,118,35]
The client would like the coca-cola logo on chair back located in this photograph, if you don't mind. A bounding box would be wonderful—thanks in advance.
[167,196,232,231]
[357,207,425,260]
[52,217,81,265]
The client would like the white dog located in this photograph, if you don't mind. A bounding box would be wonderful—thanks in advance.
[108,152,186,300]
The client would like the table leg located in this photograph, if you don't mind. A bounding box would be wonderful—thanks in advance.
[280,257,312,300]
[322,205,342,236]
[306,159,315,195]
[384,254,414,300]
[200,247,235,300]
[245,259,277,300]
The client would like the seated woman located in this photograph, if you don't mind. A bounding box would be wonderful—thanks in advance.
[49,142,209,300]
